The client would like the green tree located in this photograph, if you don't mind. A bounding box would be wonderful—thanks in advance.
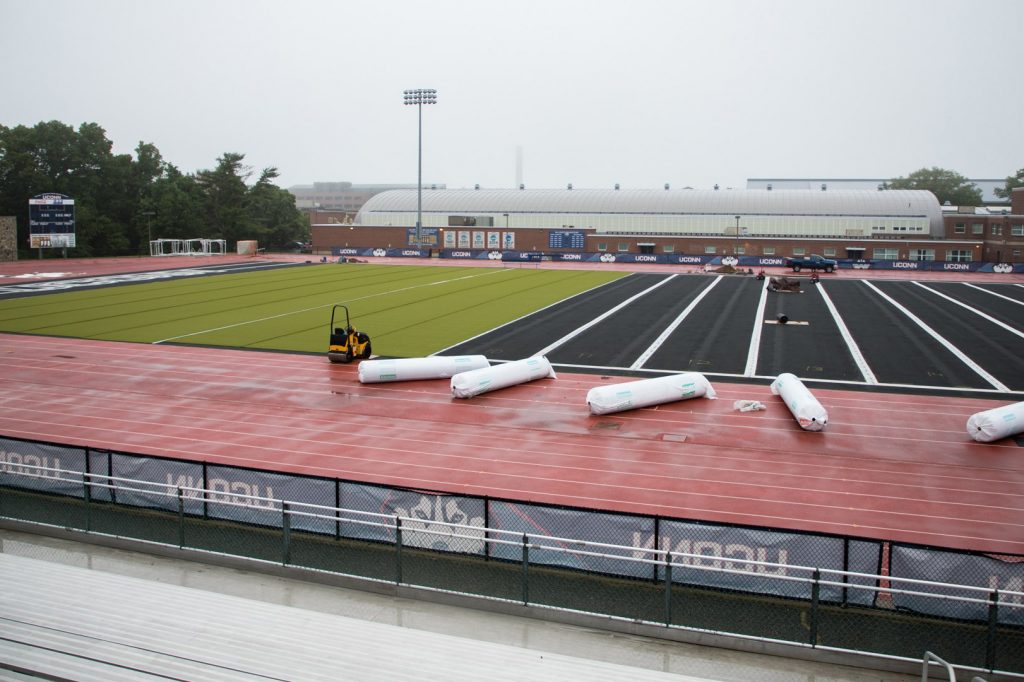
[994,168,1024,200]
[886,167,983,206]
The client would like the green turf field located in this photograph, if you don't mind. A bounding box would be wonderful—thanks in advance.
[0,264,625,357]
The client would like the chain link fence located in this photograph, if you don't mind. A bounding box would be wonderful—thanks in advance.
[1,438,1022,677]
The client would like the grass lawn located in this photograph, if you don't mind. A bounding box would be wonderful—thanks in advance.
[0,264,625,357]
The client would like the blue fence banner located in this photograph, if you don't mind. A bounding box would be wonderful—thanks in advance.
[890,544,1024,624]
[0,437,87,497]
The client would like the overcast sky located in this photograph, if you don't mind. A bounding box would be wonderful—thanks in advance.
[2,0,1021,192]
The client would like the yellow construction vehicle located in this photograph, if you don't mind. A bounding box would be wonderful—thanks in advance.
[327,304,371,363]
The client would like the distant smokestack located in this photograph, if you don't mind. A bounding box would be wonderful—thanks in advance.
[515,146,523,189]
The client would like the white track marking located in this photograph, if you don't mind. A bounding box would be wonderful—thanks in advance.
[817,283,878,384]
[862,281,1008,392]
[915,282,1024,341]
[743,281,770,376]
[630,276,722,369]
[964,282,1024,307]
[154,268,511,344]
[431,274,635,356]
[532,275,678,358]
[535,361,1024,396]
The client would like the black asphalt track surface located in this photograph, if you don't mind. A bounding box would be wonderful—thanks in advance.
[546,275,711,368]
[816,280,996,390]
[448,273,1024,396]
[641,277,763,374]
[871,280,1024,391]
[442,273,670,358]
[924,282,1024,328]
[756,282,864,382]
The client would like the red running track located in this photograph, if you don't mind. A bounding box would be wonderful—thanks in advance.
[0,333,1022,555]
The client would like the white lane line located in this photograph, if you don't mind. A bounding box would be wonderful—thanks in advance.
[630,276,723,369]
[915,282,1024,341]
[964,282,1024,307]
[743,280,769,376]
[862,280,1009,392]
[533,275,678,358]
[431,273,634,356]
[817,283,878,384]
[539,362,1024,396]
[154,268,511,344]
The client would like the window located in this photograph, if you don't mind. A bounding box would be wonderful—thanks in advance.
[954,223,966,234]
[704,245,717,254]
[992,224,1003,236]
[972,223,984,235]
[945,250,971,262]
[792,247,806,256]
[823,247,836,257]
[873,248,899,260]
[763,246,776,255]
[1013,224,1024,237]
[596,243,607,252]
[662,244,674,253]
[872,225,885,232]
[736,246,746,255]
[617,242,629,252]
[910,249,935,261]
[1014,249,1021,257]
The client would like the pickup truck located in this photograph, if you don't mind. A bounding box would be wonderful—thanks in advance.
[785,254,837,273]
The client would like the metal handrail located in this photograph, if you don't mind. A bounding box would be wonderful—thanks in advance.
[922,651,957,681]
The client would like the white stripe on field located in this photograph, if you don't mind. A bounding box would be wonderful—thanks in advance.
[914,281,1024,341]
[964,282,1024,307]
[817,283,878,384]
[533,275,678,358]
[743,281,769,376]
[861,280,1008,391]
[630,276,722,369]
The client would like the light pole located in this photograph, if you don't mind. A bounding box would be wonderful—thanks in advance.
[403,88,437,248]
[734,215,741,254]
[142,210,155,255]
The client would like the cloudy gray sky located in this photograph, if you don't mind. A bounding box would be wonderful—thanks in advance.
[2,0,1021,191]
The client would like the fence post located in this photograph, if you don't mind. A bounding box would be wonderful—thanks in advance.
[395,516,403,585]
[521,534,529,605]
[986,590,999,672]
[282,502,291,566]
[177,488,185,549]
[664,552,673,626]
[810,568,821,647]
[82,473,91,532]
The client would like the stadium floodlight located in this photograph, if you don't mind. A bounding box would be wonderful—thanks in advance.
[403,88,438,248]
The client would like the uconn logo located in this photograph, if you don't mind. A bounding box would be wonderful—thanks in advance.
[943,263,970,271]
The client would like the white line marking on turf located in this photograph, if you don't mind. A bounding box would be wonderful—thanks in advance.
[743,280,769,376]
[964,282,1024,307]
[862,280,1008,392]
[818,283,878,384]
[915,282,1024,341]
[533,275,678,358]
[539,362,1024,396]
[630,276,722,369]
[154,268,511,344]
[431,273,636,356]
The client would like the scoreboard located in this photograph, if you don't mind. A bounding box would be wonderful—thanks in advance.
[548,230,585,249]
[29,193,76,248]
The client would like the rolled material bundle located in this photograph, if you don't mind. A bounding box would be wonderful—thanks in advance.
[587,373,716,416]
[966,401,1024,443]
[771,372,828,431]
[451,356,556,398]
[358,355,489,384]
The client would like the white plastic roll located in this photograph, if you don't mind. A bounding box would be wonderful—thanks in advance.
[586,373,716,415]
[358,355,489,384]
[966,401,1024,443]
[770,372,828,431]
[451,356,556,398]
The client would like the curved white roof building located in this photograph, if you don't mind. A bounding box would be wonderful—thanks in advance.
[355,188,944,239]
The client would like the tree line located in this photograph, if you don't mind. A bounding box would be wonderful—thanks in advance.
[1,120,1021,258]
[0,120,308,257]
